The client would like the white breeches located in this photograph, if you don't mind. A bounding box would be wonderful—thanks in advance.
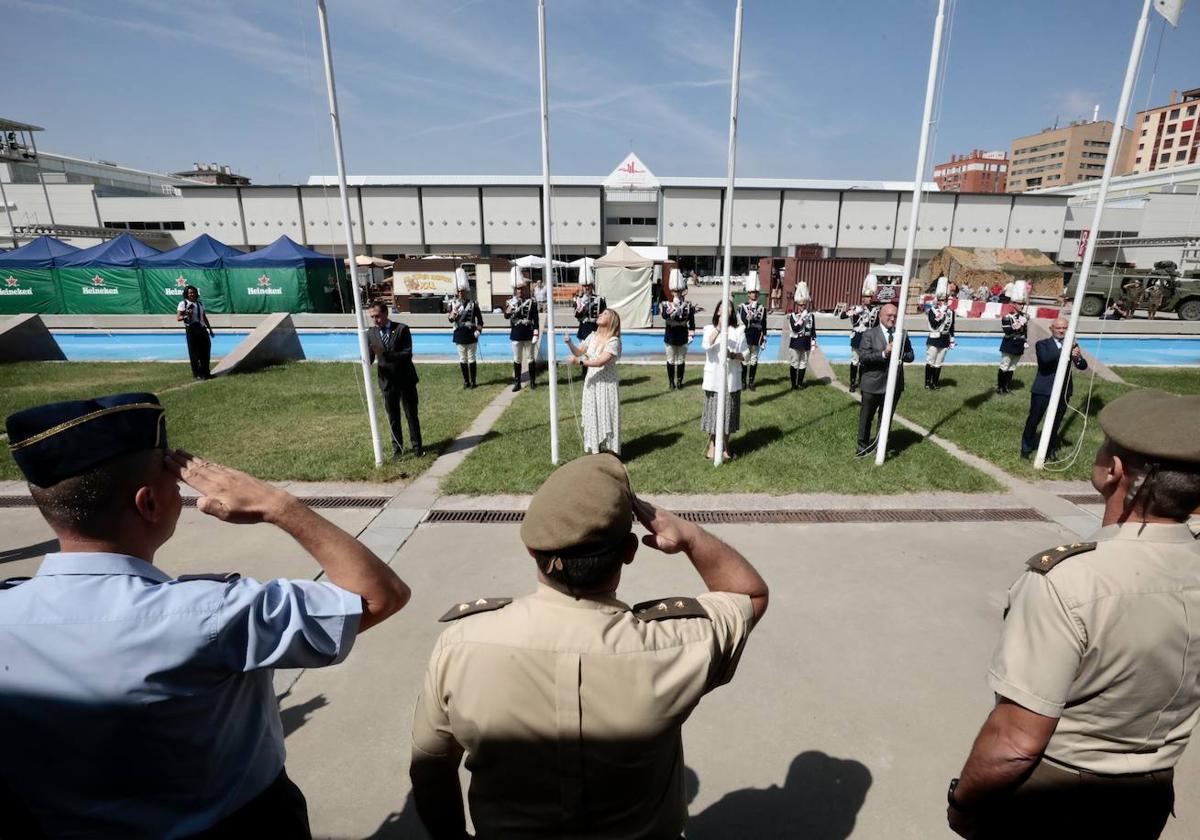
[747,345,761,365]
[926,346,948,367]
[512,341,535,366]
[998,353,1020,372]
[665,344,688,364]
[850,348,860,365]
[788,348,810,369]
[458,344,478,363]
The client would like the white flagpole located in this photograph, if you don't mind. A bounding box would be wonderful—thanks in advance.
[714,0,744,468]
[316,0,384,467]
[875,0,947,466]
[537,0,561,465]
[1035,0,1153,469]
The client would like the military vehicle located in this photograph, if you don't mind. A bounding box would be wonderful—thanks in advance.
[1068,262,1200,320]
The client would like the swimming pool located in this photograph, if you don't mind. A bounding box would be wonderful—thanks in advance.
[47,330,1200,366]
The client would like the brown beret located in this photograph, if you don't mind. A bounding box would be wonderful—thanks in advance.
[521,453,633,555]
[1099,389,1200,466]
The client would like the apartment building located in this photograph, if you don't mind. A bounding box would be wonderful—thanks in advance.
[1006,120,1130,193]
[933,150,1008,193]
[1123,87,1200,175]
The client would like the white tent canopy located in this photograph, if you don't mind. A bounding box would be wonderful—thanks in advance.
[595,240,652,268]
[869,262,905,277]
[514,254,569,268]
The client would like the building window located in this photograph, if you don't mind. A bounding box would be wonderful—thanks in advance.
[1136,157,1142,164]
[1189,105,1197,116]
[1167,123,1177,134]
[605,217,618,225]
[617,217,631,225]
[1177,151,1188,161]
[1165,138,1174,148]
[1170,108,1180,119]
[1161,154,1170,163]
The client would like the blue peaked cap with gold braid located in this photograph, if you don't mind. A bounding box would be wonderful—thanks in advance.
[6,393,167,487]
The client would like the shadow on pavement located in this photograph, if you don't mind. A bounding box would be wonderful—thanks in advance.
[278,693,329,738]
[364,795,427,839]
[0,539,59,566]
[687,751,872,839]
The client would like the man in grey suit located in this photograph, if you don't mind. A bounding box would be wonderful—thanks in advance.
[856,303,914,457]
[367,301,423,458]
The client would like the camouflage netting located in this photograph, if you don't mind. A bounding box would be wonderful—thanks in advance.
[919,247,1064,299]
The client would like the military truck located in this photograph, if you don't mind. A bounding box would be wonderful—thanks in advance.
[1068,263,1200,320]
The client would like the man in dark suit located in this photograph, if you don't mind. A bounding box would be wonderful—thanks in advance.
[856,303,914,456]
[1021,317,1087,460]
[367,301,423,458]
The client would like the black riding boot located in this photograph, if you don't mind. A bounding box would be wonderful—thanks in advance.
[932,367,942,390]
[469,362,477,389]
[789,367,798,389]
[996,368,1005,394]
[459,362,471,389]
[1004,370,1015,394]
[741,366,748,390]
[528,361,537,389]
[849,363,859,392]
[924,364,933,390]
[796,367,807,388]
[512,362,523,392]
[667,363,676,390]
[676,364,685,389]
[748,364,758,391]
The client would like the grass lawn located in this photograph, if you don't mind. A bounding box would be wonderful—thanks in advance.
[0,362,509,482]
[842,364,1134,482]
[1111,366,1200,394]
[0,362,193,423]
[441,364,1001,495]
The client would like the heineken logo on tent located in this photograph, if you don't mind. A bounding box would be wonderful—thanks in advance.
[83,275,119,295]
[0,276,33,297]
[248,273,283,296]
[165,275,188,297]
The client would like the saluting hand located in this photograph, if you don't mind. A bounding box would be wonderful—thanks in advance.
[165,449,292,525]
[633,496,695,555]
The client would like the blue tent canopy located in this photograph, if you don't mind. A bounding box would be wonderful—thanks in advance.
[0,235,81,268]
[58,233,161,267]
[141,233,245,268]
[224,235,337,267]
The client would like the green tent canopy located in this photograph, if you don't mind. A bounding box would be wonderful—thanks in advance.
[224,236,348,314]
[0,236,80,315]
[139,234,244,314]
[56,234,161,315]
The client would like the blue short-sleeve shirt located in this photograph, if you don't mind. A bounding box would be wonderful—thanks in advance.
[0,552,362,839]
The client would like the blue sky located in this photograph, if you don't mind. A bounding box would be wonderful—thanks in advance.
[5,0,1199,183]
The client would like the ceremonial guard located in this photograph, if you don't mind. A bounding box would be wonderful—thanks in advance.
[448,267,483,390]
[662,269,696,390]
[949,390,1200,839]
[841,275,878,393]
[504,266,540,392]
[738,275,768,390]
[573,259,607,340]
[997,281,1029,395]
[924,276,956,390]
[786,282,817,390]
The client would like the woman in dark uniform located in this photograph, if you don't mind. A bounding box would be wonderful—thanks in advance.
[176,285,214,380]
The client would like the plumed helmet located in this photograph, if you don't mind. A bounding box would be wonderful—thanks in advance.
[744,274,760,294]
[668,268,687,292]
[1009,280,1028,303]
[935,275,949,300]
[862,274,878,297]
[455,267,470,291]
[511,266,528,289]
[793,281,810,304]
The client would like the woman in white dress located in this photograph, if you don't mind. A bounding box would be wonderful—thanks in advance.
[564,309,622,455]
[701,300,750,460]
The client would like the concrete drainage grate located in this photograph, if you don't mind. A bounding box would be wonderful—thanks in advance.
[425,508,1048,525]
[1059,493,1104,505]
[0,496,389,510]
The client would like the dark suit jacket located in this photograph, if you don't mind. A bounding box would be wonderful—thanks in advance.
[857,324,915,395]
[1032,337,1087,398]
[367,320,419,390]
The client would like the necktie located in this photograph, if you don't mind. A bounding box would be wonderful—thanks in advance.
[887,328,894,343]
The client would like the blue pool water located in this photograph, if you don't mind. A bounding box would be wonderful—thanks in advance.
[48,330,1200,366]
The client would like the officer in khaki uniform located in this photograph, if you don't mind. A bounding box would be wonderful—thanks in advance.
[948,389,1200,839]
[409,453,768,839]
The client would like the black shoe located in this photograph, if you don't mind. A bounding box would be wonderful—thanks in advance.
[849,382,858,393]
[797,369,807,389]
[512,380,522,392]
[392,449,404,460]
[412,446,424,458]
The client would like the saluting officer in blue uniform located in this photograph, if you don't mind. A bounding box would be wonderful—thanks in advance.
[0,393,411,838]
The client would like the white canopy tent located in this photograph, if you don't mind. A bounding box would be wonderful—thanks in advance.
[513,254,569,269]
[594,241,653,328]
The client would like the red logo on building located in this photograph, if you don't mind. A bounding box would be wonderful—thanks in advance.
[619,161,643,174]
[91,276,105,286]
[175,276,188,287]
[4,277,18,287]
[258,274,272,287]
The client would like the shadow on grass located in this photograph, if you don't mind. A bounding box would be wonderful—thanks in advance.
[887,427,923,456]
[431,430,498,456]
[622,431,684,460]
[924,386,998,438]
[736,424,783,455]
[745,380,828,408]
[622,375,651,386]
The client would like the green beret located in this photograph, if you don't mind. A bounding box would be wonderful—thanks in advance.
[521,453,633,556]
[1099,389,1200,465]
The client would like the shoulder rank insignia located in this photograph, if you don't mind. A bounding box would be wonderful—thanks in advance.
[1,576,31,591]
[175,572,241,583]
[439,597,513,622]
[631,597,710,622]
[1026,542,1096,574]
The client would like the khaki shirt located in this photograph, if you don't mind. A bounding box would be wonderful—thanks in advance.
[989,522,1200,774]
[411,584,755,838]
